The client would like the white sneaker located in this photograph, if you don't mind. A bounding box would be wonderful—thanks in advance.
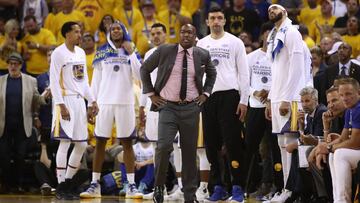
[125,183,143,199]
[167,184,179,195]
[143,186,168,200]
[164,187,184,201]
[271,189,292,203]
[80,182,101,198]
[196,186,209,201]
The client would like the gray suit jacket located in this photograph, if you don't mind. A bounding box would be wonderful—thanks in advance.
[0,73,45,137]
[140,44,217,111]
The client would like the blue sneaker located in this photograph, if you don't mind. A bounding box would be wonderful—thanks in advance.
[206,185,229,202]
[229,185,244,203]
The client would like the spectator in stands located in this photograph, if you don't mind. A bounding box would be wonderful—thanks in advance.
[0,53,46,193]
[307,86,346,202]
[225,0,262,41]
[320,35,340,66]
[309,0,337,45]
[80,33,95,84]
[21,0,48,27]
[245,0,270,23]
[112,0,144,36]
[299,24,316,49]
[316,77,360,203]
[322,42,360,97]
[94,14,114,46]
[74,0,104,35]
[43,0,62,31]
[276,0,303,23]
[22,15,56,77]
[311,46,328,105]
[157,0,192,44]
[297,0,321,30]
[0,0,20,21]
[0,19,23,75]
[50,0,88,45]
[341,16,360,58]
[132,0,162,57]
[333,0,360,35]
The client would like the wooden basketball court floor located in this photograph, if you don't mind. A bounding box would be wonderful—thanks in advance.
[0,195,260,203]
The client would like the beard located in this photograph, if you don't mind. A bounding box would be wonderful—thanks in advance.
[270,12,283,24]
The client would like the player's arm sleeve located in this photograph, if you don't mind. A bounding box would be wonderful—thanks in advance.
[83,60,95,104]
[130,51,142,80]
[49,52,65,105]
[90,62,102,102]
[283,30,305,102]
[235,40,250,105]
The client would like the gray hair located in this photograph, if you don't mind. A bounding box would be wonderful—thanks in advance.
[300,86,318,101]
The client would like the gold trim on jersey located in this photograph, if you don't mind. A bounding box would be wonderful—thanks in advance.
[290,101,298,131]
[197,113,204,148]
[54,105,61,137]
[60,68,66,96]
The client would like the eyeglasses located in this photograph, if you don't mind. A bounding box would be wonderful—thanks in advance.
[8,61,21,66]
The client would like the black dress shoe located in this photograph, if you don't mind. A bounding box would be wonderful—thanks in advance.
[153,185,164,203]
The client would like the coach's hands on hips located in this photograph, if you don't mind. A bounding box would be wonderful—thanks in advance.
[150,95,167,107]
[59,104,70,121]
[279,101,291,116]
[236,103,247,122]
[194,94,207,106]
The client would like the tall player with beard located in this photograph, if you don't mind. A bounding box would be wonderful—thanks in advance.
[197,6,250,203]
[50,21,98,200]
[80,21,142,199]
[264,4,307,201]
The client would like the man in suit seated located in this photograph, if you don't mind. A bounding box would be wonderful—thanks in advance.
[320,42,360,103]
[279,87,327,202]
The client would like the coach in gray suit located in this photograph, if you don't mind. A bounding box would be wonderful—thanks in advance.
[140,24,216,203]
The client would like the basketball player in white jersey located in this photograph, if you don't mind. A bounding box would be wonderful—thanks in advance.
[50,21,98,200]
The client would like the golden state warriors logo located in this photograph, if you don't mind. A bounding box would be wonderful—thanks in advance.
[72,64,84,81]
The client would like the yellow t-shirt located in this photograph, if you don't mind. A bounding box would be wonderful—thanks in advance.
[155,0,200,15]
[342,34,360,58]
[157,8,192,44]
[74,0,105,34]
[86,51,95,84]
[132,18,163,57]
[0,35,23,70]
[21,28,56,75]
[52,10,89,45]
[112,7,144,35]
[309,15,337,44]
[43,12,56,35]
[297,5,321,29]
[95,31,107,46]
[304,36,316,49]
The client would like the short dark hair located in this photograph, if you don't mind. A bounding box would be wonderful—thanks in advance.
[23,15,37,23]
[151,23,166,33]
[260,22,274,36]
[83,32,95,41]
[298,24,309,36]
[207,6,224,19]
[61,21,79,38]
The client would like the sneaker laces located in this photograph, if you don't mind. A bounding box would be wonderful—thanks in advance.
[87,183,98,193]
